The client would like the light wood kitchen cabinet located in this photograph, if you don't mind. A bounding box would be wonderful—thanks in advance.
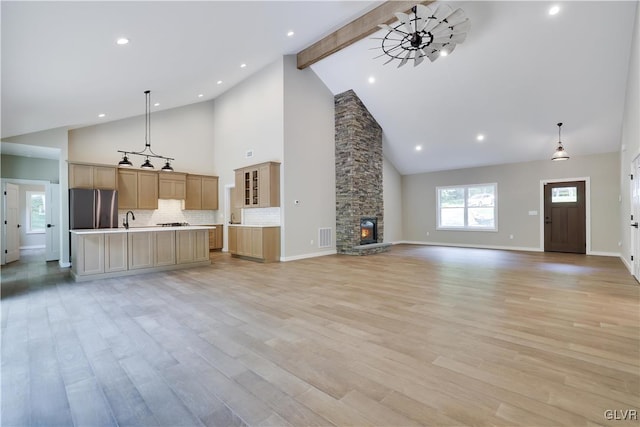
[231,172,242,222]
[228,226,280,262]
[69,162,117,190]
[104,232,128,273]
[176,229,209,264]
[118,170,138,209]
[228,226,237,254]
[71,233,105,275]
[94,166,117,189]
[118,169,158,210]
[154,231,176,266]
[128,231,154,270]
[158,173,186,199]
[138,171,158,209]
[209,225,223,251]
[185,175,218,210]
[238,227,252,257]
[234,162,280,208]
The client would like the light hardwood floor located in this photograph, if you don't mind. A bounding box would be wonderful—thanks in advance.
[1,245,639,426]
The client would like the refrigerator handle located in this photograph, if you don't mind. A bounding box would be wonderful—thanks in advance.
[94,190,99,229]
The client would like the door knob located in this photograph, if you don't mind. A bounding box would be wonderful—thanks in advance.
[47,224,54,228]
[631,222,638,228]
[17,224,20,228]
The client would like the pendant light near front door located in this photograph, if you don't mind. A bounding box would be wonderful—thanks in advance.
[551,122,570,161]
[117,90,174,171]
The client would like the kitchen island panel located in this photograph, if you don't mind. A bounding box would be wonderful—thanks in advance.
[105,232,128,273]
[128,232,154,270]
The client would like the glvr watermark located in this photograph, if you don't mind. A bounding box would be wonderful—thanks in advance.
[604,409,638,421]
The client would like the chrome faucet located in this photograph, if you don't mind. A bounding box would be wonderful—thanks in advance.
[123,210,135,229]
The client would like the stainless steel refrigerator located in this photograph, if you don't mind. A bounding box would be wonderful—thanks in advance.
[69,188,118,229]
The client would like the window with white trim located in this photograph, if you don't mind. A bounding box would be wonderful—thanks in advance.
[26,191,46,234]
[437,183,497,231]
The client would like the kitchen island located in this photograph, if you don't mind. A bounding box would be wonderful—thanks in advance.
[70,226,214,282]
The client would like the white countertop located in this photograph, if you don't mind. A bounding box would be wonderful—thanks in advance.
[70,225,216,235]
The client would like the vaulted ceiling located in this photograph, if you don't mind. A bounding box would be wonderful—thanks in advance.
[2,1,637,174]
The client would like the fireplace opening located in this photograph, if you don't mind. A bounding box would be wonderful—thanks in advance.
[360,217,377,245]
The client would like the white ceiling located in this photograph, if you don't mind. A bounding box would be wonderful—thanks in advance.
[2,1,637,174]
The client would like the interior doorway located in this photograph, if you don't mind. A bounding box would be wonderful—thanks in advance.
[630,156,640,280]
[543,180,586,253]
[1,179,59,265]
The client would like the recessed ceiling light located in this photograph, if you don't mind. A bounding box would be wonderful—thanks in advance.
[217,80,223,85]
[98,113,106,118]
[198,94,204,98]
[440,50,449,57]
[476,134,485,141]
[549,5,560,15]
[116,37,129,45]
[154,102,160,107]
[240,63,247,68]
[368,76,375,84]
[287,31,295,37]
[415,145,422,151]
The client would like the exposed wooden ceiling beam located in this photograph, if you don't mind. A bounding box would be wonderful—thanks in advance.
[296,1,434,70]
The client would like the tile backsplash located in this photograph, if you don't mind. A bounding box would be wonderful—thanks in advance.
[118,199,217,226]
[243,207,281,226]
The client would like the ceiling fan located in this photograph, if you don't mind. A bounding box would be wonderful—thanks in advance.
[373,3,470,67]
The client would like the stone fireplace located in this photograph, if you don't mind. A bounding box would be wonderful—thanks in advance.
[335,90,391,255]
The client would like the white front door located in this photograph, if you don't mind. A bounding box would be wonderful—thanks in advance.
[45,183,60,261]
[5,183,20,263]
[632,156,640,280]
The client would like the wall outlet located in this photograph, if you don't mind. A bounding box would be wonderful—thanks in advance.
[509,234,514,239]
[426,231,430,236]
[528,210,538,216]
[245,149,254,158]
[619,241,622,247]
[310,239,314,245]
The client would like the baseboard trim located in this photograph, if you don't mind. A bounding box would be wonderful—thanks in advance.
[281,249,337,262]
[20,245,45,250]
[396,241,543,252]
[588,251,620,257]
[620,255,633,273]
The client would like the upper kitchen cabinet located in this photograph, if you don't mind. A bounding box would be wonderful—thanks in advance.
[69,162,117,190]
[185,174,218,210]
[234,161,280,208]
[158,173,186,200]
[118,169,158,210]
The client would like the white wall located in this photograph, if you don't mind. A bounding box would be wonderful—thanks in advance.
[2,127,69,266]
[212,59,284,188]
[282,55,336,260]
[383,153,402,243]
[1,155,59,182]
[619,3,640,271]
[69,101,216,175]
[402,152,620,254]
[212,59,285,248]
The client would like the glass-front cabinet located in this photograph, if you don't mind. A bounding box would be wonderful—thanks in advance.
[234,161,280,208]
